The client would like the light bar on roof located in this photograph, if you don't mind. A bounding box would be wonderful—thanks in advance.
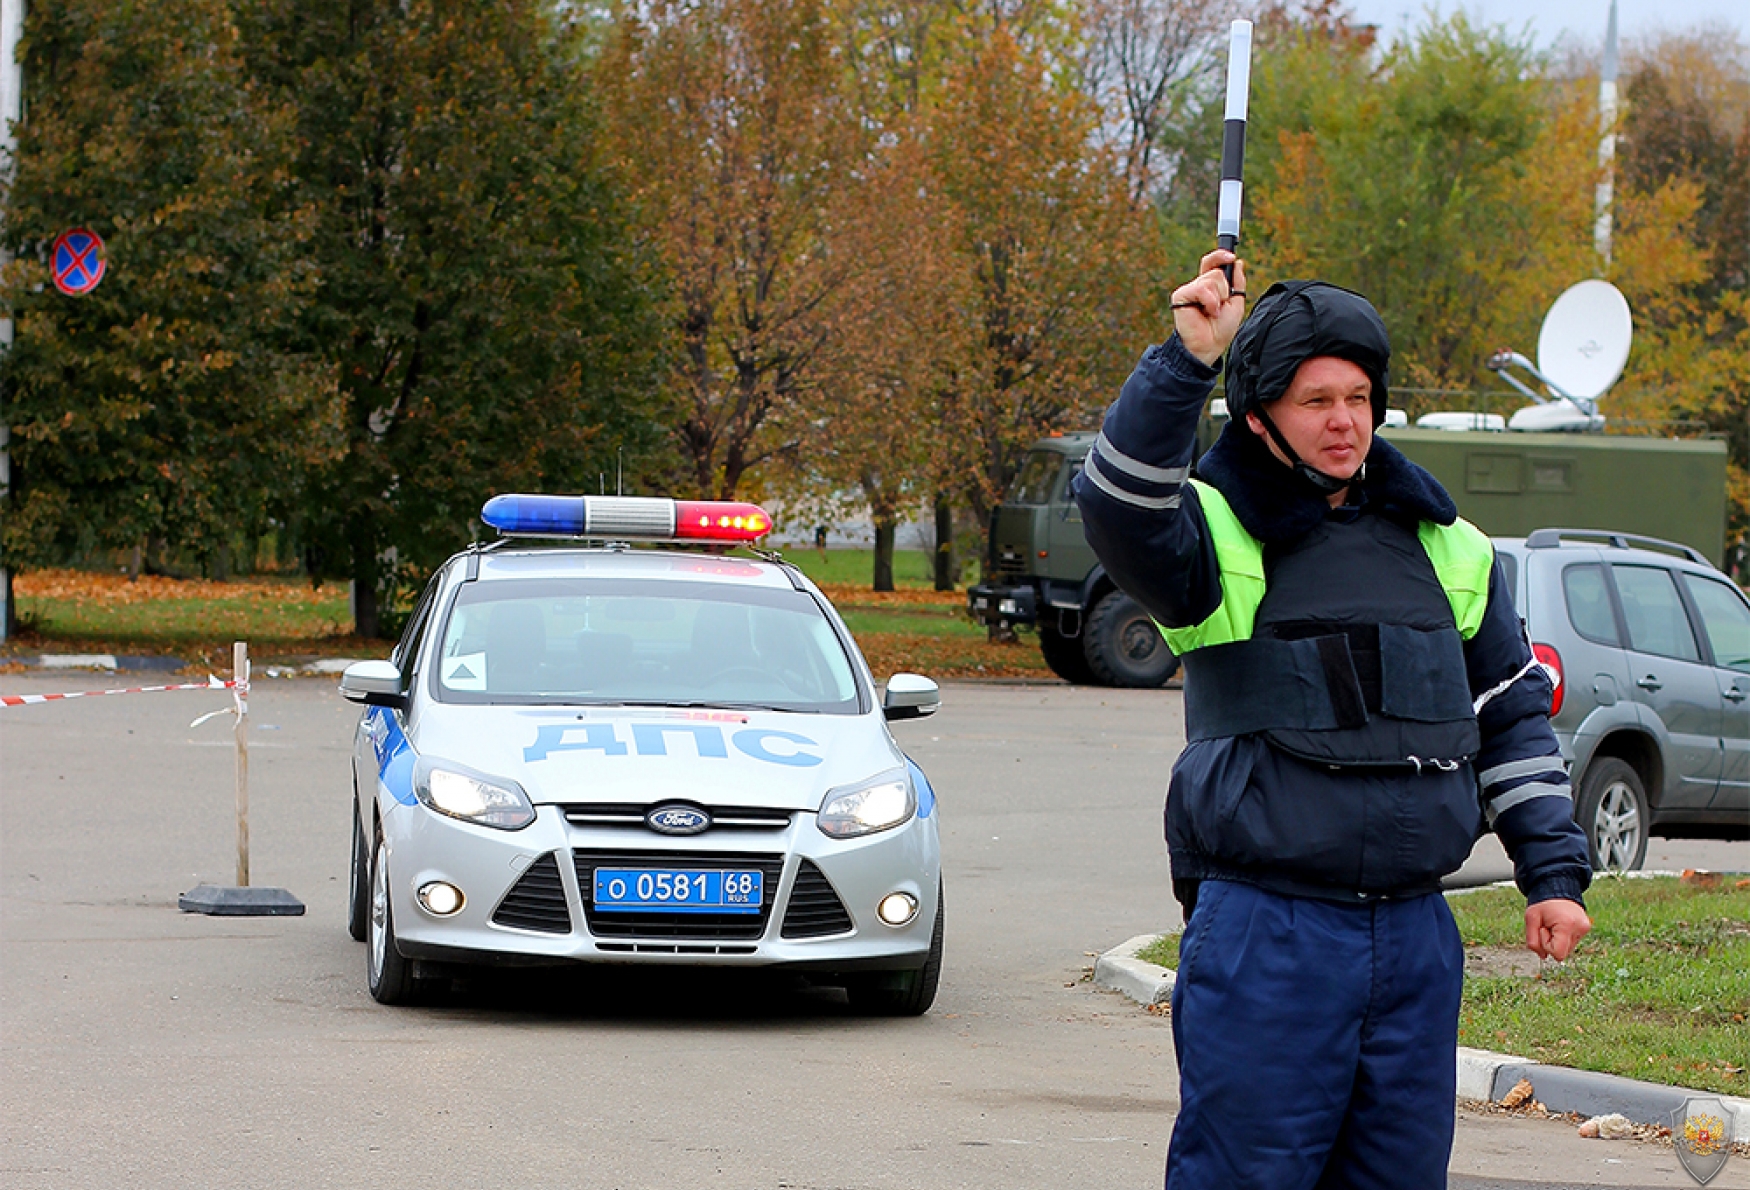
[480,494,772,543]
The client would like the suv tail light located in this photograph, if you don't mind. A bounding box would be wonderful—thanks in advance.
[1532,644,1564,716]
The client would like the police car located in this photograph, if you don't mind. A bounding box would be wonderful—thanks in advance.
[339,494,944,1013]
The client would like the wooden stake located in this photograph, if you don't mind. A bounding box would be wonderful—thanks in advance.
[234,640,250,887]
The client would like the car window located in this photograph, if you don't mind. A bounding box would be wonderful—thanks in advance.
[1007,451,1061,506]
[392,574,444,677]
[1562,563,1619,645]
[1682,574,1750,673]
[1611,565,1700,662]
[432,578,861,712]
[1495,552,1518,609]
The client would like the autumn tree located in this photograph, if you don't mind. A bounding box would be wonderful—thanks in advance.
[244,0,662,636]
[925,25,1159,522]
[595,0,868,503]
[2,0,337,581]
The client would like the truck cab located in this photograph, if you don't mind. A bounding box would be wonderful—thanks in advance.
[967,433,1179,687]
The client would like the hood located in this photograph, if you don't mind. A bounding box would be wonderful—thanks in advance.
[408,703,903,809]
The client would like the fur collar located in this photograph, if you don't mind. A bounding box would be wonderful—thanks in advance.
[1194,420,1457,545]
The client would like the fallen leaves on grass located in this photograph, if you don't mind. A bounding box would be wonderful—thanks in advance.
[854,631,1054,680]
[16,568,337,607]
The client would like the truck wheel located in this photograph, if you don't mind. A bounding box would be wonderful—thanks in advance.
[1083,590,1178,688]
[1039,625,1097,685]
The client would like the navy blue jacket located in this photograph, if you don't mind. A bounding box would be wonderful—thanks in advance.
[1072,336,1591,907]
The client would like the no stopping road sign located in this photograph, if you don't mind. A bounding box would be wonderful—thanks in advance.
[52,227,107,296]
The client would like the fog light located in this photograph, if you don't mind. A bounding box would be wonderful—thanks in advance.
[418,881,465,916]
[997,598,1019,616]
[877,892,918,927]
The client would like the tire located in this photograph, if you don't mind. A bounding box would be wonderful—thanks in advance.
[1039,625,1097,685]
[347,795,370,942]
[845,883,943,1017]
[1083,590,1179,688]
[1576,758,1649,872]
[367,831,419,1005]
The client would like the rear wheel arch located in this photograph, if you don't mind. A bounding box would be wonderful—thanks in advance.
[1584,729,1663,810]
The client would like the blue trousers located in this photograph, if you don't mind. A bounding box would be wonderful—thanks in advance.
[1163,880,1464,1190]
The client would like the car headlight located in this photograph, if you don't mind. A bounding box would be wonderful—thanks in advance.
[817,771,914,839]
[417,766,536,830]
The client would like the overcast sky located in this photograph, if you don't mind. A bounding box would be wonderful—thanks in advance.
[1343,0,1750,51]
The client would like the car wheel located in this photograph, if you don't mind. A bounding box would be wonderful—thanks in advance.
[347,795,370,942]
[1039,625,1097,685]
[845,883,943,1017]
[1576,758,1649,872]
[1083,590,1178,688]
[367,831,418,1005]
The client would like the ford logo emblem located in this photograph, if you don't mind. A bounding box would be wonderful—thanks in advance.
[646,805,711,836]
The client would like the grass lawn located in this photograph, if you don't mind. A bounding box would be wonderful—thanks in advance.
[1132,875,1749,1096]
[5,553,1053,679]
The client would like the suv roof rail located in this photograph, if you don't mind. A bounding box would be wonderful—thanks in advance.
[1523,527,1710,566]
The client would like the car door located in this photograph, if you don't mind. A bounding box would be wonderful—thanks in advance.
[1609,564,1724,808]
[1678,571,1750,812]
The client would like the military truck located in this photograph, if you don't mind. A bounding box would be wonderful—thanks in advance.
[968,424,1730,687]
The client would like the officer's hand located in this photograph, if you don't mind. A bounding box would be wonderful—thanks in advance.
[1524,898,1591,961]
[1170,250,1247,367]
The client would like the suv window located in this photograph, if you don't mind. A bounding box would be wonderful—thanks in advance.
[1495,553,1517,606]
[1562,563,1619,645]
[1682,574,1750,673]
[1612,565,1700,662]
[1008,451,1062,505]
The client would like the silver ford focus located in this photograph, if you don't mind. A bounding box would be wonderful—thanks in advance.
[340,495,944,1013]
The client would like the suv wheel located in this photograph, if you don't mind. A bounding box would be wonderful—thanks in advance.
[1576,758,1648,872]
[1039,625,1097,685]
[1083,590,1178,688]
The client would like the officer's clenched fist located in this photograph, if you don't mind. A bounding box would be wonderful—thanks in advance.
[1171,250,1248,367]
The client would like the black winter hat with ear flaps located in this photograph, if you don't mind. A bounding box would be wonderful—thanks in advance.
[1224,280,1392,428]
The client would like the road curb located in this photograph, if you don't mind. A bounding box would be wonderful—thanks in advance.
[1093,934,1750,1142]
[24,653,186,673]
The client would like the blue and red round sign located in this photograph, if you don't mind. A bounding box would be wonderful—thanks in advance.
[51,227,107,296]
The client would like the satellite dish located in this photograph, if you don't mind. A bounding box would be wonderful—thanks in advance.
[1536,279,1632,402]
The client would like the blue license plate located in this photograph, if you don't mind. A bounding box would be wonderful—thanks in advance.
[593,868,763,914]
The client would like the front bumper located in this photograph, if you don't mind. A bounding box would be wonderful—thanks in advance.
[967,582,1037,629]
[378,801,940,970]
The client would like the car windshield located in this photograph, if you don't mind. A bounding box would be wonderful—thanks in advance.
[430,578,861,713]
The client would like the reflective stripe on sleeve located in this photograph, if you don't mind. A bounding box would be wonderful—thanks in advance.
[1082,452,1182,511]
[1093,432,1191,486]
[1478,755,1567,791]
[1485,780,1571,825]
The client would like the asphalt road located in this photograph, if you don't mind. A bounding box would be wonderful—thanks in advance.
[3,673,1744,1189]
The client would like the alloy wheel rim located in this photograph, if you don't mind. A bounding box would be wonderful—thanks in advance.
[1592,780,1642,870]
[370,842,388,983]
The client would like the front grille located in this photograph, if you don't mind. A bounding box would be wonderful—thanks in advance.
[561,803,793,832]
[780,860,854,938]
[991,551,1027,582]
[572,849,785,940]
[491,853,572,934]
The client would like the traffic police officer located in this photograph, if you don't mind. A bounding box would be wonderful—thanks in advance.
[1072,252,1593,1189]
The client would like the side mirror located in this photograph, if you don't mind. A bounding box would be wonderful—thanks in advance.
[882,673,940,722]
[339,660,408,709]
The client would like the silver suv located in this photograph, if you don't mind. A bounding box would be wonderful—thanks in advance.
[1493,530,1749,871]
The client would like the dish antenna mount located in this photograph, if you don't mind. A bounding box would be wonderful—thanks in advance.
[1487,280,1632,432]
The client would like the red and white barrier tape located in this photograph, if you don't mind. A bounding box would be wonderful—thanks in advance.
[0,675,243,708]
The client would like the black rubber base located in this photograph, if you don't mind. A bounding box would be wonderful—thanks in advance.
[178,884,306,916]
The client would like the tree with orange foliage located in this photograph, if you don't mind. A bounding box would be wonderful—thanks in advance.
[595,0,871,501]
